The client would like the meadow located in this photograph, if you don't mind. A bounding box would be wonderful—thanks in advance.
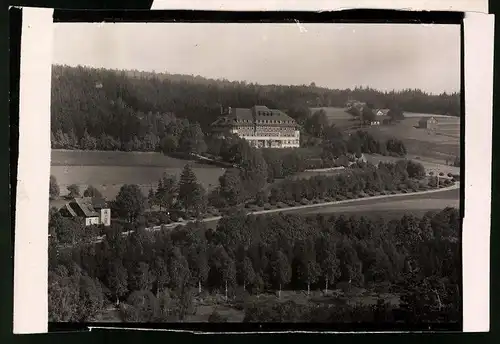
[311,107,461,164]
[309,107,358,129]
[51,150,226,200]
[301,198,459,216]
[97,287,401,323]
[363,153,460,175]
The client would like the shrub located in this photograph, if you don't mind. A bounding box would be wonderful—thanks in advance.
[390,191,397,195]
[401,189,408,194]
[287,201,296,207]
[439,172,444,176]
[447,172,453,178]
[312,199,319,204]
[300,198,309,205]
[263,205,272,210]
[208,310,228,323]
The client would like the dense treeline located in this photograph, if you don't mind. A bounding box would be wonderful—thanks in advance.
[51,65,459,148]
[301,109,407,157]
[206,130,407,188]
[48,154,445,245]
[48,207,461,323]
[265,159,438,206]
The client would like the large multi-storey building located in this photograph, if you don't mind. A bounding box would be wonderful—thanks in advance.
[211,105,300,148]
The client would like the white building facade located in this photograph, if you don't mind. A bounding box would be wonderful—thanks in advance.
[211,105,300,148]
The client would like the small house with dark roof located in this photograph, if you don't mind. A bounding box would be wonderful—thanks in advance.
[375,109,390,116]
[61,197,111,226]
[211,105,300,148]
[418,116,438,130]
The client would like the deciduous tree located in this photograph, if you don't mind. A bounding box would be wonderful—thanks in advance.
[83,185,103,198]
[271,251,291,299]
[114,184,146,222]
[106,259,128,305]
[49,175,60,200]
[67,184,80,198]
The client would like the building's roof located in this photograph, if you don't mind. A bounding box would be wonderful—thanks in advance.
[253,106,296,124]
[211,105,297,127]
[69,197,107,218]
[375,109,390,115]
[419,116,438,123]
[232,108,255,122]
[64,203,78,217]
[89,197,108,209]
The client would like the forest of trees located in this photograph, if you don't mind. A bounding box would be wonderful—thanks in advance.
[48,65,461,326]
[48,206,461,324]
[48,150,447,245]
[51,65,460,151]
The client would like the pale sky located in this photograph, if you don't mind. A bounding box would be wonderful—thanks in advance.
[53,23,461,94]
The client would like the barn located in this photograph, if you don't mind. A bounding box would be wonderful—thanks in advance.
[418,116,438,130]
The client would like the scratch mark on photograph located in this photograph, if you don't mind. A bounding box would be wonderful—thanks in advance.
[47,19,464,331]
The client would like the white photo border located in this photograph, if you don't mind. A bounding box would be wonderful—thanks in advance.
[12,5,492,334]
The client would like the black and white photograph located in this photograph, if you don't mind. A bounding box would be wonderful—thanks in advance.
[46,18,464,330]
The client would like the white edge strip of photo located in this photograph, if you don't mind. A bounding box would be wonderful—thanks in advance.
[11,6,493,335]
[13,7,54,334]
[151,0,488,13]
[462,12,493,332]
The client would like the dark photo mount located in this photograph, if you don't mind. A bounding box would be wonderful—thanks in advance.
[8,6,465,334]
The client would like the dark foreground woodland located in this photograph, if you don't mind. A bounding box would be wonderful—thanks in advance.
[49,207,461,326]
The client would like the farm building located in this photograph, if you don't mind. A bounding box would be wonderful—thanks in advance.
[211,105,300,148]
[418,116,439,130]
[375,109,390,116]
[60,197,111,226]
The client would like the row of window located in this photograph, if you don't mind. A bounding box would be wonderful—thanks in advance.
[235,119,295,125]
[246,138,299,145]
[242,133,296,137]
[256,119,294,124]
[234,126,294,131]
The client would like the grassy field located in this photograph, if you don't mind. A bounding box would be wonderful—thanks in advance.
[51,150,226,200]
[184,288,400,322]
[350,116,460,164]
[309,107,358,129]
[309,107,461,164]
[363,153,460,175]
[51,149,213,167]
[301,198,459,216]
[97,286,401,323]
